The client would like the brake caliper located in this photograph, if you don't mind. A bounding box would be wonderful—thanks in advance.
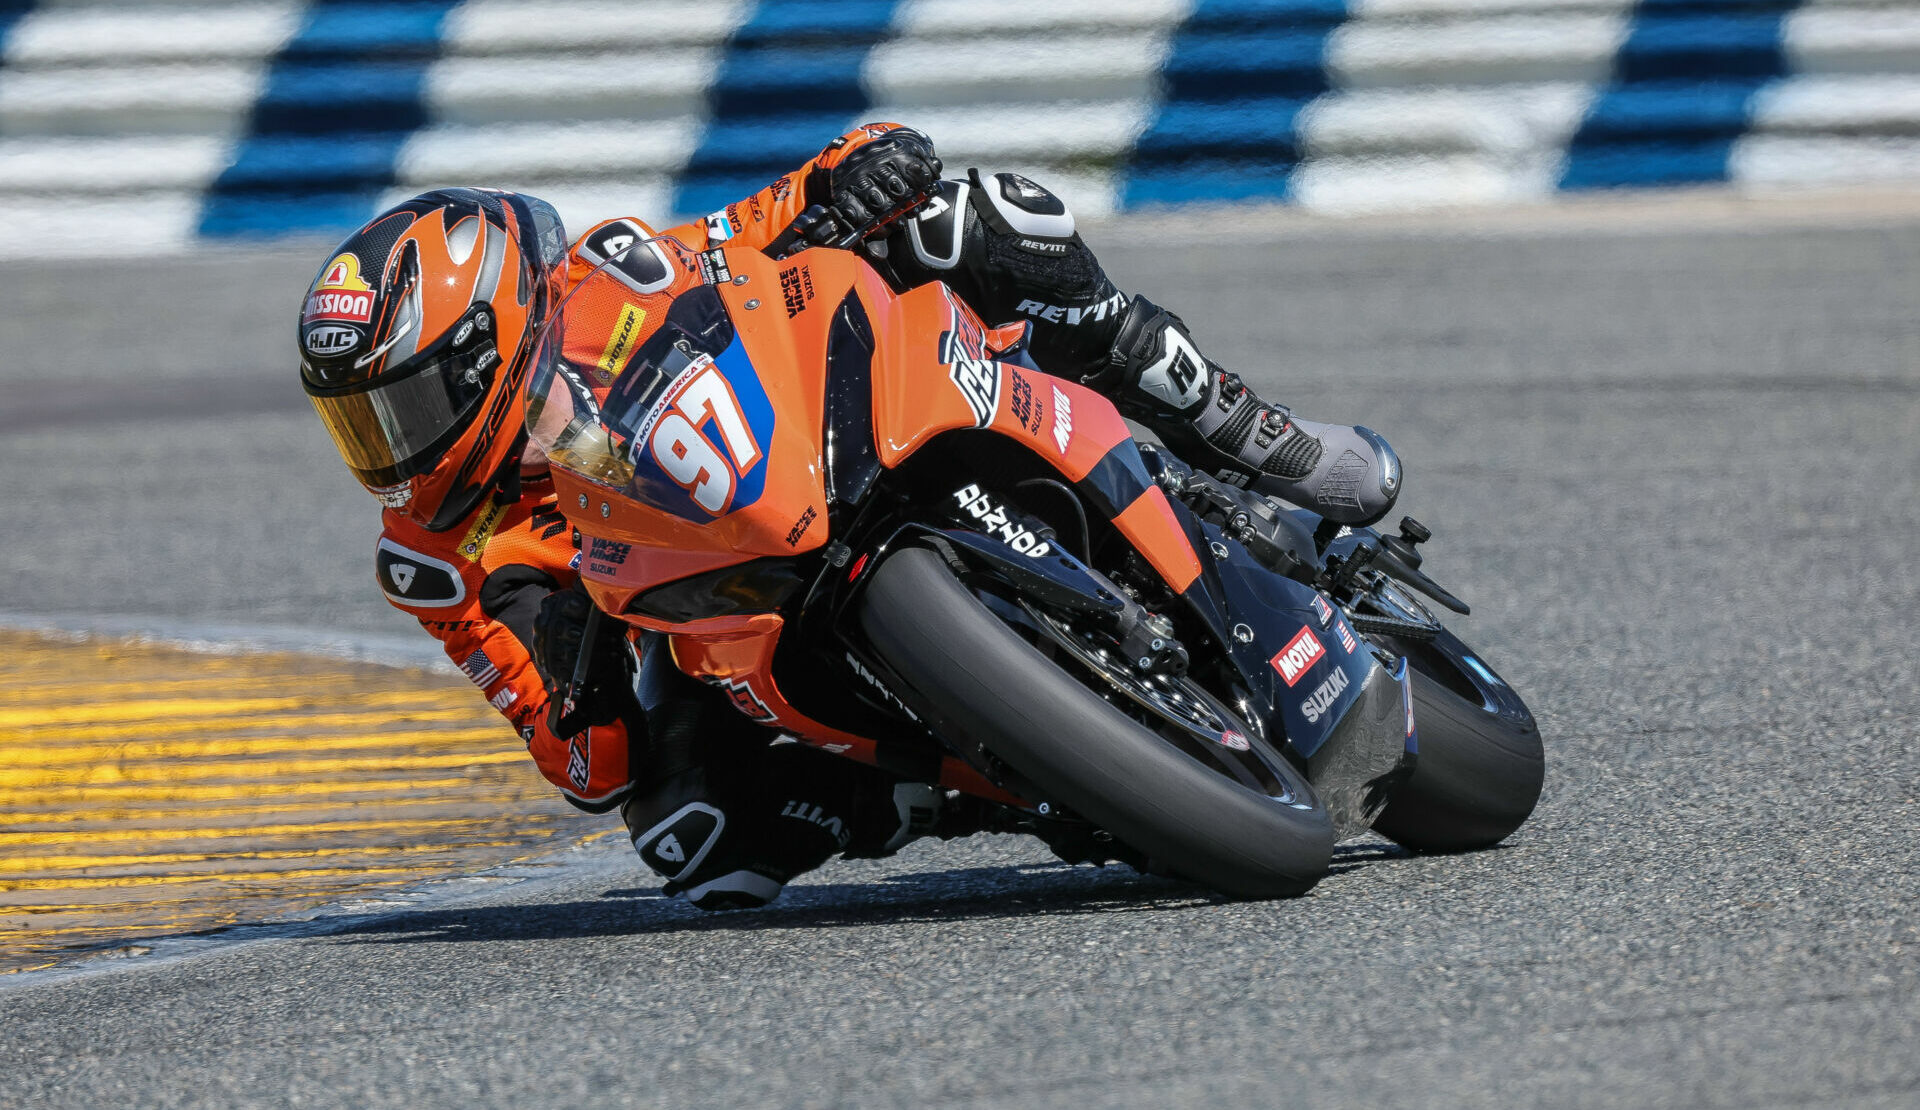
[1114,606,1188,677]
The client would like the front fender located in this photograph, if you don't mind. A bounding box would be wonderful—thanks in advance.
[848,521,1124,625]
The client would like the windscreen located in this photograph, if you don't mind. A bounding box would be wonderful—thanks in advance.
[524,258,735,495]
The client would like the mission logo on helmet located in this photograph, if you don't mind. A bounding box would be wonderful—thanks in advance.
[304,252,375,324]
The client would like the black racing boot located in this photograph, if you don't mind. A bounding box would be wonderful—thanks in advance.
[1099,295,1402,526]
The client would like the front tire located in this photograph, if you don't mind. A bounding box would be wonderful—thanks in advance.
[1370,660,1544,853]
[859,547,1335,898]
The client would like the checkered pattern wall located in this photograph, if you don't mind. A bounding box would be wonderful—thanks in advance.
[3,0,1916,255]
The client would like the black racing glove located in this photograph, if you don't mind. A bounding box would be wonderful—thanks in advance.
[532,584,637,734]
[805,127,942,247]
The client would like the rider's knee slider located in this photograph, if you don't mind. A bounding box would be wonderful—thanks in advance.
[628,799,725,882]
[679,869,785,911]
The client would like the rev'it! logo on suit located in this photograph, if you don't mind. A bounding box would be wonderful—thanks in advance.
[374,538,466,608]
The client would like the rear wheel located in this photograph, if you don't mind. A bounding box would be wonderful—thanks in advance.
[859,546,1335,898]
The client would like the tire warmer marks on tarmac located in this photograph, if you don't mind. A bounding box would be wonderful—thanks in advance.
[0,630,595,976]
[197,0,462,241]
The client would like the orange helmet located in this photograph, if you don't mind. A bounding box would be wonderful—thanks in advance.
[299,188,567,530]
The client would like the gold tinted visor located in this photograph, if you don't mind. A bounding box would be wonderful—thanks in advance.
[307,337,498,486]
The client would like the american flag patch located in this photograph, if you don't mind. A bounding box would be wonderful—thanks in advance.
[1336,618,1358,654]
[460,649,502,688]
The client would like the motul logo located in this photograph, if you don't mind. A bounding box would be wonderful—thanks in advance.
[1271,626,1325,687]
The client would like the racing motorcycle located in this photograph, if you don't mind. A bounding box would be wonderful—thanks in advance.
[524,235,1543,898]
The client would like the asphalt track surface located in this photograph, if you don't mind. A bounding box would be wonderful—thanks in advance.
[2,193,1918,1108]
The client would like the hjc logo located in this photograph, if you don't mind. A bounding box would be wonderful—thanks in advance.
[305,325,358,355]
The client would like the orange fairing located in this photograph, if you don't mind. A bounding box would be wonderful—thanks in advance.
[868,281,1201,591]
[871,283,1131,479]
[1113,486,1203,593]
[535,245,869,615]
[530,240,1195,808]
[666,616,878,764]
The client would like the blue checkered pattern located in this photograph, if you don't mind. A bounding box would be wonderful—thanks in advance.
[0,0,1913,254]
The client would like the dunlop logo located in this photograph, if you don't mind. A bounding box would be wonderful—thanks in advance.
[597,303,647,379]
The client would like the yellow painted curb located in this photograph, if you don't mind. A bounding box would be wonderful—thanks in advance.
[0,630,599,975]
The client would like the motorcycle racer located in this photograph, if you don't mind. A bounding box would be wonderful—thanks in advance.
[297,123,1399,910]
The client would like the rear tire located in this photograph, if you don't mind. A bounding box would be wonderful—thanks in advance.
[1370,667,1544,853]
[860,547,1335,898]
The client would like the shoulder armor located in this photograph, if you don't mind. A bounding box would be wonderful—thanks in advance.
[904,179,969,270]
[375,537,468,608]
[970,170,1076,241]
[574,218,675,295]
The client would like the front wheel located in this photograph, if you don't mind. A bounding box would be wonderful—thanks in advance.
[859,547,1335,898]
[1369,636,1544,853]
